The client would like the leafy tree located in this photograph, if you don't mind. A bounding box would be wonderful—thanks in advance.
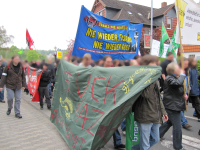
[26,50,40,62]
[0,26,14,48]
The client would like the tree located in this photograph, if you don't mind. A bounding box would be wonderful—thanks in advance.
[0,26,14,48]
[66,39,75,58]
[26,50,40,62]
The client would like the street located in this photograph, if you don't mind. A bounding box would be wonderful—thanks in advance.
[0,92,199,150]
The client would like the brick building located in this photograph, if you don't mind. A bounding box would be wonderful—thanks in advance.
[91,0,200,58]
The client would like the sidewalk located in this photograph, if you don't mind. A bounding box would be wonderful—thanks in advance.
[0,93,70,150]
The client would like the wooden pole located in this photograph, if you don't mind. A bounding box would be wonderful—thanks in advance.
[176,0,187,111]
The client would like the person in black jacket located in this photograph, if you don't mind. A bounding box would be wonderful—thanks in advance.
[160,62,187,150]
[0,60,5,103]
[38,63,52,110]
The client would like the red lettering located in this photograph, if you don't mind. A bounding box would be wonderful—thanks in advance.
[75,98,85,120]
[91,77,106,102]
[77,73,91,98]
[104,76,124,105]
[56,115,62,127]
[64,126,71,139]
[75,103,89,129]
[64,71,72,94]
[79,137,86,150]
[59,119,65,130]
[51,109,58,119]
[71,133,79,149]
[86,109,105,136]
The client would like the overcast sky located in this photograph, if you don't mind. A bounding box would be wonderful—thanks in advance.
[1,0,199,50]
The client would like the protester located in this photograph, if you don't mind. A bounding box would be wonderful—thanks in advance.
[188,57,200,122]
[0,55,26,118]
[79,53,92,68]
[38,63,52,110]
[102,55,125,149]
[31,60,39,69]
[134,55,141,65]
[179,57,192,129]
[113,59,120,67]
[132,55,168,150]
[47,58,55,99]
[160,52,174,92]
[130,59,138,66]
[160,62,187,150]
[0,60,5,103]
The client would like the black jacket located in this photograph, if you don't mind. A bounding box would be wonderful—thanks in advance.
[0,64,5,79]
[39,70,52,87]
[163,74,186,112]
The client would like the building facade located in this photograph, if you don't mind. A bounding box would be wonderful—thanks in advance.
[91,0,200,58]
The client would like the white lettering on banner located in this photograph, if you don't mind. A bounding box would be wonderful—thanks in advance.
[29,75,37,82]
[132,121,139,142]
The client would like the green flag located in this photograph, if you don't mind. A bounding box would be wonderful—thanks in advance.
[166,28,180,57]
[50,59,161,150]
[159,24,169,57]
[126,112,140,150]
[18,48,23,54]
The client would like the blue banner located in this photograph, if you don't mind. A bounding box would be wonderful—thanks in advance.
[72,6,143,60]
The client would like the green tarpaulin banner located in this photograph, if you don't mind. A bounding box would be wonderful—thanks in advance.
[126,112,140,150]
[50,59,161,150]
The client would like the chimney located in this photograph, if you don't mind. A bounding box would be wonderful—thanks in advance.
[161,2,167,8]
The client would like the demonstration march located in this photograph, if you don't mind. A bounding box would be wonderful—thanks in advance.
[0,0,200,150]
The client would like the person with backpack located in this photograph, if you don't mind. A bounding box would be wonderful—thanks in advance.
[0,55,26,118]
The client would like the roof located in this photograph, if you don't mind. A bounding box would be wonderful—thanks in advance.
[101,0,155,26]
[153,4,175,18]
[99,0,175,26]
[183,45,200,53]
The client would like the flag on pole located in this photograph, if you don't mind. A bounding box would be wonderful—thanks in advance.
[166,28,180,57]
[26,29,34,50]
[159,24,169,57]
[18,48,23,54]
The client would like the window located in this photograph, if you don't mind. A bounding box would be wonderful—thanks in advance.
[127,11,132,15]
[138,13,143,16]
[189,55,195,58]
[96,10,103,16]
[144,29,150,35]
[167,18,172,29]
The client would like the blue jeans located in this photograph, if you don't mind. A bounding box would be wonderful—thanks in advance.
[132,123,160,150]
[48,82,52,97]
[121,119,126,131]
[113,129,123,147]
[193,110,197,116]
[0,80,4,101]
[181,111,188,127]
[6,88,22,115]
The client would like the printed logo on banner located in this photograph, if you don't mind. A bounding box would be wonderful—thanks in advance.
[198,33,200,41]
[86,15,98,28]
[60,97,73,119]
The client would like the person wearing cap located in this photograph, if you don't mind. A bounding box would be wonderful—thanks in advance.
[79,53,92,68]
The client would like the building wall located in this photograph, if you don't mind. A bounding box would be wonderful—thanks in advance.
[164,7,177,38]
[106,8,120,19]
[153,16,163,27]
[93,2,104,13]
[184,52,200,59]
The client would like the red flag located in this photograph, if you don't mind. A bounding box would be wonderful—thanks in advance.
[26,29,34,50]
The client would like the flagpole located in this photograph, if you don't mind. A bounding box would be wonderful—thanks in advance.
[150,0,153,54]
[176,0,187,111]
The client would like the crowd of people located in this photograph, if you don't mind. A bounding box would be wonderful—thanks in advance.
[0,52,200,150]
